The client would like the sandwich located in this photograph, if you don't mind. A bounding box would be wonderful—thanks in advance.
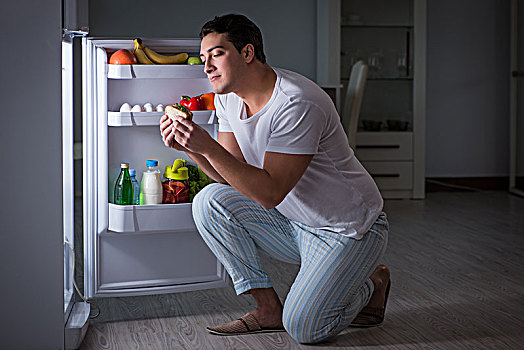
[165,103,193,122]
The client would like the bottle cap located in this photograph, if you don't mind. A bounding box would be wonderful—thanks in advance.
[120,163,129,168]
[164,159,189,180]
[129,169,136,176]
[146,159,158,167]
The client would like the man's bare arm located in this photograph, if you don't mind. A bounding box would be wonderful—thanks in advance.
[184,132,245,184]
[160,115,245,184]
[169,114,313,209]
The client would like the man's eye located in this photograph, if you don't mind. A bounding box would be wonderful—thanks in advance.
[213,52,223,57]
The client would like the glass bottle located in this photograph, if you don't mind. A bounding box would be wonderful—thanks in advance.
[162,159,189,204]
[114,163,133,205]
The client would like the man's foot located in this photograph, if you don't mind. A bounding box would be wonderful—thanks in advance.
[250,305,284,329]
[250,287,284,329]
[206,287,285,335]
[367,264,391,308]
[206,312,286,336]
[350,264,391,327]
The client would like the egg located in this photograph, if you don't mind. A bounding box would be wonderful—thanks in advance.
[156,104,164,112]
[143,102,153,112]
[131,104,143,112]
[119,102,131,112]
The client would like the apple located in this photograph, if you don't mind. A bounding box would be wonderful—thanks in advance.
[187,56,203,65]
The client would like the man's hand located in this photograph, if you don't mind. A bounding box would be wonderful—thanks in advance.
[169,114,216,155]
[160,114,187,152]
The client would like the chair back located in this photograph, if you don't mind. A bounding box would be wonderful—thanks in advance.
[341,60,368,149]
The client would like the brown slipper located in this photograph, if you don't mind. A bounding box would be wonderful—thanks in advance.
[351,280,391,327]
[206,313,286,336]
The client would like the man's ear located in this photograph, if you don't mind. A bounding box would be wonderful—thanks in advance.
[242,44,255,63]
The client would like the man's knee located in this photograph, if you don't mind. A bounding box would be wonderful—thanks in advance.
[192,183,224,224]
[282,307,332,344]
[193,182,220,208]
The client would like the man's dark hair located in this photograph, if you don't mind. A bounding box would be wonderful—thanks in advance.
[200,14,267,64]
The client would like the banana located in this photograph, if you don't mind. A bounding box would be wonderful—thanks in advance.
[144,47,188,64]
[133,39,154,65]
[135,38,188,64]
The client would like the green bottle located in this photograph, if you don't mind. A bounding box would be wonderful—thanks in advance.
[114,162,133,205]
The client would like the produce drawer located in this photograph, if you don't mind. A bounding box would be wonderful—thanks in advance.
[355,132,413,161]
[361,161,413,190]
[108,203,195,233]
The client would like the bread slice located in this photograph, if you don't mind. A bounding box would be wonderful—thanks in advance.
[165,104,193,122]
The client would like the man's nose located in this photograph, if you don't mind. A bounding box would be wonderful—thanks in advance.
[205,61,214,74]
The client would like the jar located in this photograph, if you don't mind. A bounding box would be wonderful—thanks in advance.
[162,159,189,204]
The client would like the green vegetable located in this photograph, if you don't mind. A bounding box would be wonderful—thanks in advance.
[187,164,214,201]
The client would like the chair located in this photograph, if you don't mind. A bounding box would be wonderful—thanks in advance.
[341,60,368,150]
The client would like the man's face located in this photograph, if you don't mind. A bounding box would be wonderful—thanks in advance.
[200,32,246,94]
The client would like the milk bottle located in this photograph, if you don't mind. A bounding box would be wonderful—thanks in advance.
[139,160,163,205]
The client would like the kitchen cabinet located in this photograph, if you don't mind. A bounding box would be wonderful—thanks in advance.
[317,0,426,199]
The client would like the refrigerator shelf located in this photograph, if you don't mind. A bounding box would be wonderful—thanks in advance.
[107,64,207,79]
[108,202,196,233]
[108,110,216,126]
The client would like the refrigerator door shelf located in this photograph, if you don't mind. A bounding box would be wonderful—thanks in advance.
[108,202,196,233]
[108,64,206,79]
[108,110,216,126]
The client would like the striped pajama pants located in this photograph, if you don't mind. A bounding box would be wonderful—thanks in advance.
[192,183,388,343]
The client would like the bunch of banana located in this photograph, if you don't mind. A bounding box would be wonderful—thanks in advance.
[133,38,154,64]
[133,38,189,65]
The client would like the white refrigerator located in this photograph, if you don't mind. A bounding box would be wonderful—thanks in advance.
[62,36,227,348]
[81,37,227,298]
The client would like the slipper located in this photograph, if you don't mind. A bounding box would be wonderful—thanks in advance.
[206,313,286,336]
[350,279,391,328]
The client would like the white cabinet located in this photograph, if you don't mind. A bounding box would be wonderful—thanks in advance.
[83,38,227,298]
[317,0,426,199]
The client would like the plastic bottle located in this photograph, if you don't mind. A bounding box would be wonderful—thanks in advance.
[114,163,133,205]
[129,169,140,205]
[162,159,190,204]
[139,159,163,205]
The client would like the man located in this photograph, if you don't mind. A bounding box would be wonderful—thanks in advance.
[159,14,390,344]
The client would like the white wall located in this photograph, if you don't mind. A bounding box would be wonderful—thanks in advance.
[426,0,510,177]
[0,0,64,349]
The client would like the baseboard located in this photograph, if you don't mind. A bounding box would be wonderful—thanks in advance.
[425,177,509,192]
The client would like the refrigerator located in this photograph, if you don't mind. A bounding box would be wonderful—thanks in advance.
[81,36,226,299]
[62,8,227,350]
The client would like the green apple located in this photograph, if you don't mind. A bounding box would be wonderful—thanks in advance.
[187,56,203,65]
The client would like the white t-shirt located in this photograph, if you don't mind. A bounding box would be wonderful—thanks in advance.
[215,68,383,239]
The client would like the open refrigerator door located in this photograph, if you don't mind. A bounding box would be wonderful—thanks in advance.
[82,38,227,300]
[63,34,91,350]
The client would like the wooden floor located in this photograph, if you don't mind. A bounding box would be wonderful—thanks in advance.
[79,190,524,349]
